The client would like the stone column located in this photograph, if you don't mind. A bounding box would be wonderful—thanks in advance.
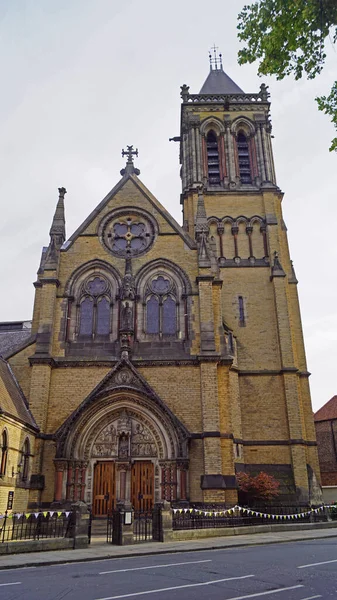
[54,460,66,502]
[256,125,266,182]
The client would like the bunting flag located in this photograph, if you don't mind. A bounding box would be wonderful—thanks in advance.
[0,510,73,519]
[170,503,336,521]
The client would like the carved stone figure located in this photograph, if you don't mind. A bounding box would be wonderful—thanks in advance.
[118,433,129,458]
[121,301,133,330]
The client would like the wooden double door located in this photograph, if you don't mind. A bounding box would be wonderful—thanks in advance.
[93,461,154,516]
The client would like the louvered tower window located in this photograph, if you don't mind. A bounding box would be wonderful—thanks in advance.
[237,132,252,184]
[206,131,220,184]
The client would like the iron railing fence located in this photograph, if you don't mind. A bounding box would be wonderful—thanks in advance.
[133,510,153,543]
[172,504,336,531]
[0,511,74,543]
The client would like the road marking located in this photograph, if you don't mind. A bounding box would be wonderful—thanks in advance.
[0,582,21,587]
[95,574,255,599]
[0,567,36,572]
[201,586,305,600]
[298,558,337,569]
[99,559,212,574]
[299,596,322,600]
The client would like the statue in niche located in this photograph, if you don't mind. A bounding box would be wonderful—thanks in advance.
[118,433,129,458]
[121,301,133,330]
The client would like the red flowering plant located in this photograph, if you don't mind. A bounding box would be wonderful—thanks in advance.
[237,471,280,505]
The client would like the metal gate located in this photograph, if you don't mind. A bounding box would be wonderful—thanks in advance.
[106,506,163,545]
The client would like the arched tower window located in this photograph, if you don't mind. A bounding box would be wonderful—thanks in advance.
[0,430,8,477]
[145,276,177,337]
[237,131,252,184]
[206,131,220,185]
[21,438,30,482]
[78,275,112,339]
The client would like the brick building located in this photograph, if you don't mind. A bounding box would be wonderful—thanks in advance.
[314,396,337,486]
[1,57,321,514]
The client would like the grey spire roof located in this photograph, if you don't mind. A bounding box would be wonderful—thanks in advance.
[199,67,244,94]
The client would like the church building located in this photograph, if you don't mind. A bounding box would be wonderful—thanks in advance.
[1,54,321,515]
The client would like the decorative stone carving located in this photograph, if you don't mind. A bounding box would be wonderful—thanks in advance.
[92,424,118,457]
[131,422,157,457]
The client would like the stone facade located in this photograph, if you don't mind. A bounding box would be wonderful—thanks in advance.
[1,64,321,512]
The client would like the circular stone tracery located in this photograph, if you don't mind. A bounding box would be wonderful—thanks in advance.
[99,209,157,258]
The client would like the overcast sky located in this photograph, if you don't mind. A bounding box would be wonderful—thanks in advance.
[0,0,336,411]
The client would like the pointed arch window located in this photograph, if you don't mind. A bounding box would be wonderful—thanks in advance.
[0,430,8,477]
[237,131,252,184]
[206,131,220,185]
[145,275,177,337]
[21,438,30,482]
[78,276,112,338]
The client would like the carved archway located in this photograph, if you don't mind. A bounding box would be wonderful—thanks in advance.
[55,387,190,509]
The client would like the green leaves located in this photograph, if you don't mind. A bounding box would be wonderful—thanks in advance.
[237,0,337,151]
[316,81,337,152]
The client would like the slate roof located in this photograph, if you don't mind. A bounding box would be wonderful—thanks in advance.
[199,67,244,94]
[314,396,337,422]
[0,357,38,430]
[0,321,33,359]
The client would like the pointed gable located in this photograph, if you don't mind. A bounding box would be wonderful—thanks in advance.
[0,357,38,430]
[62,173,196,251]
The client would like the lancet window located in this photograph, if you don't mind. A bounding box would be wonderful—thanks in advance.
[78,276,112,338]
[0,430,8,477]
[237,131,252,184]
[21,438,30,482]
[206,130,220,184]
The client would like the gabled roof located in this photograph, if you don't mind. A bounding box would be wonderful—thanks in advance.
[314,396,337,422]
[62,173,196,251]
[199,67,244,94]
[0,357,38,430]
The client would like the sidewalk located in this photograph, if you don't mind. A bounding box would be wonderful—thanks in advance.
[0,523,336,570]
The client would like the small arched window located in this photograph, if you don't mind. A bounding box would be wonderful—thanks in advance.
[237,131,252,184]
[145,275,177,337]
[0,430,8,477]
[206,131,220,185]
[78,276,111,338]
[21,438,30,482]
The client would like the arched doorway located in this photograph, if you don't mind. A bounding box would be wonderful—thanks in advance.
[55,390,189,515]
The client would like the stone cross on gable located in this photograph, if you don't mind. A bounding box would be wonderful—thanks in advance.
[122,145,138,163]
[120,145,140,176]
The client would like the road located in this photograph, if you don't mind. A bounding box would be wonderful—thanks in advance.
[0,538,336,599]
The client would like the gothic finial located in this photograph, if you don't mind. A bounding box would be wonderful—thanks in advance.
[120,145,140,176]
[58,187,67,199]
[45,186,67,268]
[209,44,222,71]
[180,84,190,102]
[259,83,270,101]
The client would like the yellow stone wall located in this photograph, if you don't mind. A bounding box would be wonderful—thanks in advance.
[0,416,35,514]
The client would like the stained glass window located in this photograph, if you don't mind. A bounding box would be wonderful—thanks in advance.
[147,296,160,334]
[162,297,176,334]
[79,297,94,335]
[96,297,110,335]
[87,277,107,296]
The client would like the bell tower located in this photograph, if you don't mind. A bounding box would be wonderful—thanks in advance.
[177,49,321,503]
